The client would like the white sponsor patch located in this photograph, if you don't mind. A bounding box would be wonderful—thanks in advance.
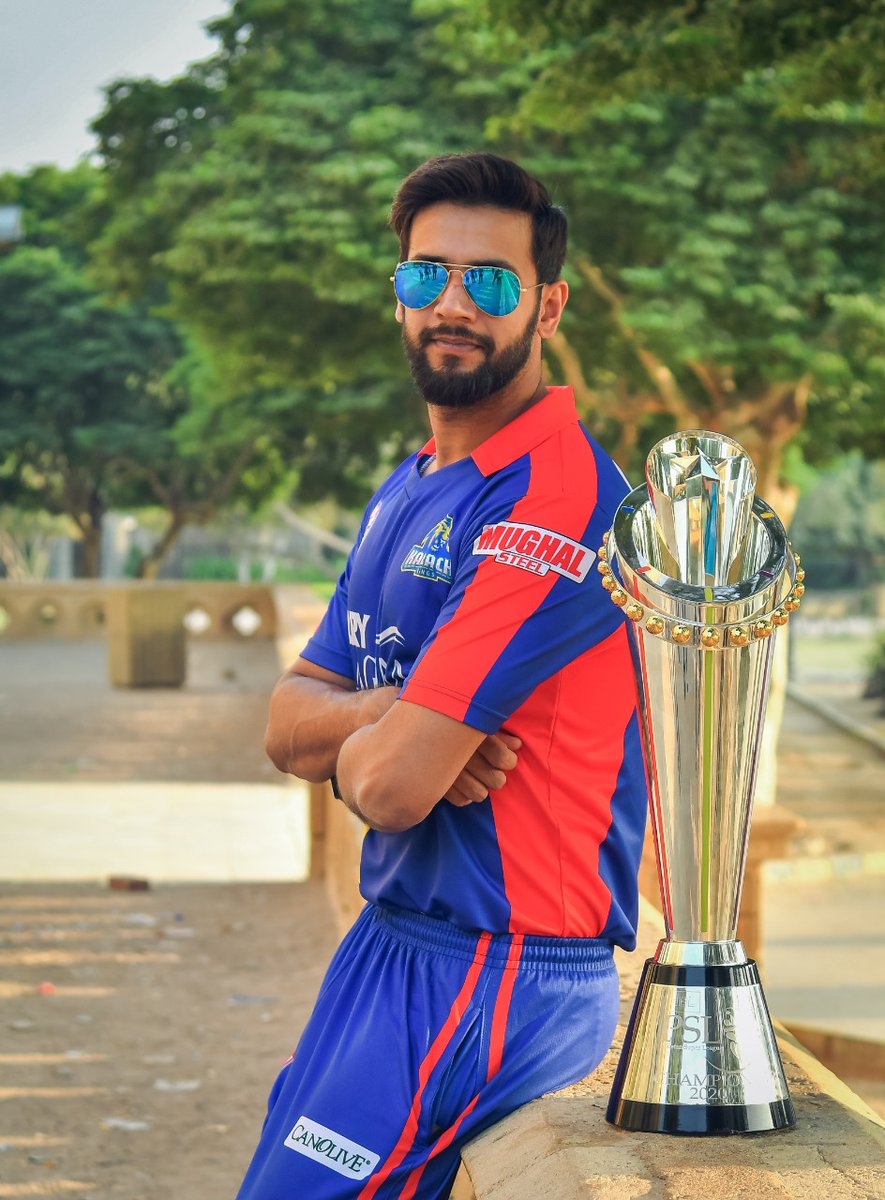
[284,1115,379,1179]
[473,521,595,582]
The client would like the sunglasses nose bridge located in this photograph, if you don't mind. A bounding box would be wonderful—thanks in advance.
[433,266,475,315]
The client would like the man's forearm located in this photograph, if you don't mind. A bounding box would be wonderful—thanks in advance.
[265,670,398,782]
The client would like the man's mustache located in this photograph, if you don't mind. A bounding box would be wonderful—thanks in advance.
[418,325,494,355]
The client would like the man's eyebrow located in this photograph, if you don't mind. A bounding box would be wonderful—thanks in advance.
[411,254,519,273]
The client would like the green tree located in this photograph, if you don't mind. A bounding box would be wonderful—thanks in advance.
[526,83,885,517]
[90,0,885,524]
[88,0,548,493]
[0,244,289,578]
[455,1,885,516]
[487,0,885,120]
[0,246,179,575]
[0,164,320,577]
[0,162,101,263]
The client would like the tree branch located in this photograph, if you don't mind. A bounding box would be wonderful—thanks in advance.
[573,253,694,426]
[546,329,606,429]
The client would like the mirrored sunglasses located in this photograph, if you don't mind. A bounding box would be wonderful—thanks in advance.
[391,260,543,318]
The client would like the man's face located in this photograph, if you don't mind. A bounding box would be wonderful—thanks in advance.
[397,203,544,408]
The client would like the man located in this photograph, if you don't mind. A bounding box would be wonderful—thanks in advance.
[237,153,647,1200]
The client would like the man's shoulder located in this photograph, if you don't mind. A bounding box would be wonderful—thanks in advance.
[572,421,634,511]
[481,414,633,514]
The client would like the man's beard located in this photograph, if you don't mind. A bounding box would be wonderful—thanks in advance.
[401,301,540,409]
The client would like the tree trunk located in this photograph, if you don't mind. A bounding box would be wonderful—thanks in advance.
[80,524,102,578]
[138,514,186,580]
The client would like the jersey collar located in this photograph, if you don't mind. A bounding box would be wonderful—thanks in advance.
[417,387,580,479]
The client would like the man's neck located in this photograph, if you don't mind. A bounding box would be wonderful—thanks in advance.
[423,376,547,473]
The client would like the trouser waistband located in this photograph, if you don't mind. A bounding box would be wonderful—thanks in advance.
[370,903,616,971]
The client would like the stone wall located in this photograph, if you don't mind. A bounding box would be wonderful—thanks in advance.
[0,580,279,640]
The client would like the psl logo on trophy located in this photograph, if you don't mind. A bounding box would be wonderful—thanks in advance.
[603,431,805,1135]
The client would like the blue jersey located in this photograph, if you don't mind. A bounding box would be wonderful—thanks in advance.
[303,387,647,947]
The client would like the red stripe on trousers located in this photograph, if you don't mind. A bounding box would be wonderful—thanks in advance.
[403,429,599,722]
[358,932,491,1200]
[397,936,525,1199]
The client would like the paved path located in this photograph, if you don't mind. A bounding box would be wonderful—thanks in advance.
[774,683,885,866]
[0,638,311,884]
[764,681,885,1056]
[0,638,284,784]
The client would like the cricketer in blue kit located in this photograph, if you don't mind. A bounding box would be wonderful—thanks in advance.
[236,152,647,1200]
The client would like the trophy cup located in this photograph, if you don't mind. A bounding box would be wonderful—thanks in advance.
[603,431,805,1135]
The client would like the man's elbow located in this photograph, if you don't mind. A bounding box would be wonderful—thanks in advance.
[347,769,434,834]
[264,725,328,784]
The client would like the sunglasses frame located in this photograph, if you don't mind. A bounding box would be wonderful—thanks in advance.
[390,260,545,318]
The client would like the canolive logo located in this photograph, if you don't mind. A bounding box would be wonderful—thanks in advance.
[284,1115,379,1179]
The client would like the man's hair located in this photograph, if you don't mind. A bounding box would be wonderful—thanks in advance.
[389,152,567,283]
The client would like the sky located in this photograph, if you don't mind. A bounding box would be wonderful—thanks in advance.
[0,0,229,174]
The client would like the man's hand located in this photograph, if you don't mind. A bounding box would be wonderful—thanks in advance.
[445,732,521,808]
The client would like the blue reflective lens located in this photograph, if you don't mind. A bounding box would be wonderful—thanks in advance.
[462,266,522,317]
[393,261,524,317]
[394,262,448,310]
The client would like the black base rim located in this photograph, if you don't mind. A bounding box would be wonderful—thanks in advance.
[606,1097,796,1136]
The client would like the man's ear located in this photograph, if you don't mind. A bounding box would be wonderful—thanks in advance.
[537,280,569,341]
[395,300,405,324]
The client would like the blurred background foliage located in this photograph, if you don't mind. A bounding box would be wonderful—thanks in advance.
[0,0,883,579]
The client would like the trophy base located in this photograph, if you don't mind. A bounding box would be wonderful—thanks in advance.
[607,940,795,1136]
[609,1097,795,1136]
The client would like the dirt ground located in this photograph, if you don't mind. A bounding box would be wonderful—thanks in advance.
[0,879,338,1199]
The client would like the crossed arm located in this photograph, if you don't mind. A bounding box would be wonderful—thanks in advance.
[265,657,520,833]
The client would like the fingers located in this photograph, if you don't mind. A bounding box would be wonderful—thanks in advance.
[446,766,496,807]
[476,732,521,772]
[445,730,523,807]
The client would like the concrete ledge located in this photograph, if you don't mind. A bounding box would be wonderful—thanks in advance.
[787,682,885,758]
[0,580,280,640]
[459,902,885,1200]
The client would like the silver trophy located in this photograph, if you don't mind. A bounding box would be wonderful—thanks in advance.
[603,431,805,1135]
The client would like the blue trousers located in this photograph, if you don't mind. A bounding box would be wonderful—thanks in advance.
[236,904,619,1199]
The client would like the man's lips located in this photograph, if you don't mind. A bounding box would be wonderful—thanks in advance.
[428,335,484,352]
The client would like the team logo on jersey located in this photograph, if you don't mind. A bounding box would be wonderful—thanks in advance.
[473,521,595,582]
[284,1115,379,1179]
[401,514,454,584]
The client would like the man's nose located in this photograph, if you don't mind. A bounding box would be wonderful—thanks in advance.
[432,269,476,321]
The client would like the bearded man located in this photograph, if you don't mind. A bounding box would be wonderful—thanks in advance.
[237,152,647,1200]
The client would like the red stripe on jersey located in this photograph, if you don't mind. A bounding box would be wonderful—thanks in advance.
[358,932,491,1200]
[402,425,599,723]
[398,935,524,1199]
[492,626,638,935]
[472,387,577,477]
